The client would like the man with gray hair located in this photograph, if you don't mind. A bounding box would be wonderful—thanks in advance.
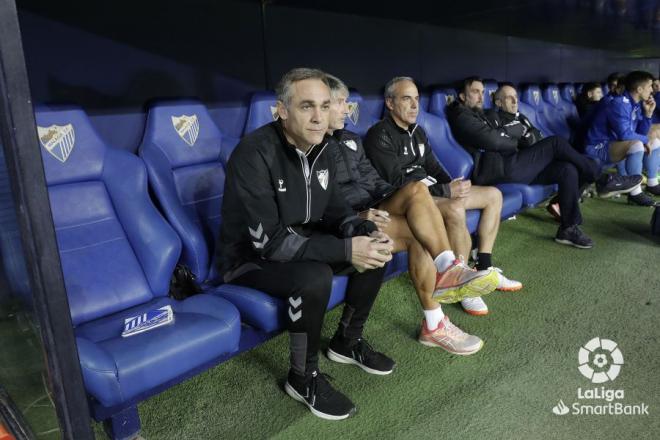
[218,68,395,420]
[364,76,522,319]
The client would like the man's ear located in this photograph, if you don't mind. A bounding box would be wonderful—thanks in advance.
[385,97,394,111]
[276,101,288,121]
[459,92,466,103]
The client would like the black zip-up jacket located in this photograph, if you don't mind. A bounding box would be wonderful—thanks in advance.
[327,129,394,211]
[217,121,376,282]
[363,114,452,198]
[484,108,544,148]
[446,101,518,185]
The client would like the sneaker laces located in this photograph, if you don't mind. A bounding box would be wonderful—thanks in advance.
[355,338,379,363]
[310,371,336,400]
[455,256,476,272]
[441,317,467,338]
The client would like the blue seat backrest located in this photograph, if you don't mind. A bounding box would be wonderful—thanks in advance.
[140,100,226,283]
[419,93,430,112]
[482,79,498,110]
[243,91,278,135]
[559,83,577,104]
[416,110,474,179]
[520,85,555,136]
[601,83,610,96]
[542,84,572,139]
[35,106,180,326]
[345,91,379,137]
[429,89,458,119]
[360,95,385,126]
[575,83,584,95]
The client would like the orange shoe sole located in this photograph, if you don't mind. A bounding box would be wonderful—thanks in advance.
[463,308,489,316]
[497,284,523,292]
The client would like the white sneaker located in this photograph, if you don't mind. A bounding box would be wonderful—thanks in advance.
[461,296,488,316]
[491,267,523,292]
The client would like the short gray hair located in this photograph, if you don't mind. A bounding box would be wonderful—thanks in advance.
[325,73,349,99]
[384,76,415,100]
[275,68,329,107]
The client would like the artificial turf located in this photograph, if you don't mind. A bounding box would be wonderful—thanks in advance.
[80,196,654,440]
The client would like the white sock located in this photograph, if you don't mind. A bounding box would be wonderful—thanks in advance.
[649,177,659,187]
[423,306,445,330]
[434,250,455,273]
[630,185,642,196]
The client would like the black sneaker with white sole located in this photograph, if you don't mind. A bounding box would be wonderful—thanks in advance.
[627,192,657,206]
[284,369,355,420]
[646,184,660,196]
[327,337,395,375]
[596,174,642,198]
[555,225,594,249]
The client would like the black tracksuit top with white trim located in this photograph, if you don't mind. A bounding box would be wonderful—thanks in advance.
[363,114,452,198]
[217,121,376,282]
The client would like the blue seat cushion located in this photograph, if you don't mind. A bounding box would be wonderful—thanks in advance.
[74,294,241,408]
[500,189,524,218]
[496,183,556,207]
[211,276,349,333]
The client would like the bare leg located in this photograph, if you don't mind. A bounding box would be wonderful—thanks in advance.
[379,181,450,257]
[383,215,439,311]
[609,140,642,163]
[461,186,503,254]
[433,197,471,259]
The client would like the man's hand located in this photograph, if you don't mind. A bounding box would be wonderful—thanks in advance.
[449,177,471,199]
[351,232,393,271]
[358,208,391,231]
[643,95,656,118]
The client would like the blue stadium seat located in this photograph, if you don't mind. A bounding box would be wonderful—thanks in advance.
[429,88,458,118]
[419,92,430,112]
[360,95,385,124]
[345,91,380,137]
[243,91,278,135]
[482,79,498,110]
[559,83,577,104]
[541,84,572,139]
[35,106,241,440]
[140,100,348,335]
[519,85,556,136]
[601,83,610,96]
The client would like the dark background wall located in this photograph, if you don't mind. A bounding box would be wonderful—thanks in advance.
[17,2,660,151]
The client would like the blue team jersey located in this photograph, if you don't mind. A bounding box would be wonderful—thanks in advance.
[585,91,652,146]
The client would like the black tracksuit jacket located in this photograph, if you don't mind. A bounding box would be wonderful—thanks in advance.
[446,101,519,186]
[327,129,394,211]
[217,121,376,282]
[363,115,452,198]
[484,108,544,148]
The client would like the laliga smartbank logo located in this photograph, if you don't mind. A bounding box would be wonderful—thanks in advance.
[551,338,648,417]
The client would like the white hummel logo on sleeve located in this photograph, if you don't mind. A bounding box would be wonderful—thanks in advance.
[249,223,269,249]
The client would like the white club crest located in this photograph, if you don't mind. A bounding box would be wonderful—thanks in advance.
[552,90,559,103]
[270,105,279,121]
[171,114,199,146]
[347,101,359,125]
[344,139,358,151]
[37,124,75,163]
[532,90,540,105]
[570,89,576,98]
[445,95,455,105]
[316,169,329,190]
[418,143,425,157]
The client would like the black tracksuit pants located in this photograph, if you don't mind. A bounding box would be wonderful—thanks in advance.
[500,136,600,228]
[233,261,386,377]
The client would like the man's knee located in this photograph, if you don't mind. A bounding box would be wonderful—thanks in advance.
[482,186,503,209]
[439,198,466,223]
[290,262,333,300]
[401,180,429,200]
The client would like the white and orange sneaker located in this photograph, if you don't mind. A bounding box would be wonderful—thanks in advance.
[461,297,489,316]
[491,267,523,292]
[432,258,499,304]
[418,317,484,355]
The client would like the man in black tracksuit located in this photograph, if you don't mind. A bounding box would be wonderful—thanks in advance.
[446,78,635,249]
[217,68,395,421]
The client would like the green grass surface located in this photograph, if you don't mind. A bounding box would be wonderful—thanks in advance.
[89,196,656,440]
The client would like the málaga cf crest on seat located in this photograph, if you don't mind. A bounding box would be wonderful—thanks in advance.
[37,124,75,163]
[171,114,199,146]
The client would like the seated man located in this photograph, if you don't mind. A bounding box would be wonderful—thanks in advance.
[447,77,640,249]
[364,76,521,317]
[585,71,659,202]
[218,68,395,420]
[606,72,626,98]
[576,82,603,119]
[325,74,502,354]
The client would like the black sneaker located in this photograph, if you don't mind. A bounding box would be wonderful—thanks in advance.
[627,192,657,206]
[327,337,395,375]
[646,184,660,196]
[596,174,642,198]
[555,225,594,249]
[284,369,356,420]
